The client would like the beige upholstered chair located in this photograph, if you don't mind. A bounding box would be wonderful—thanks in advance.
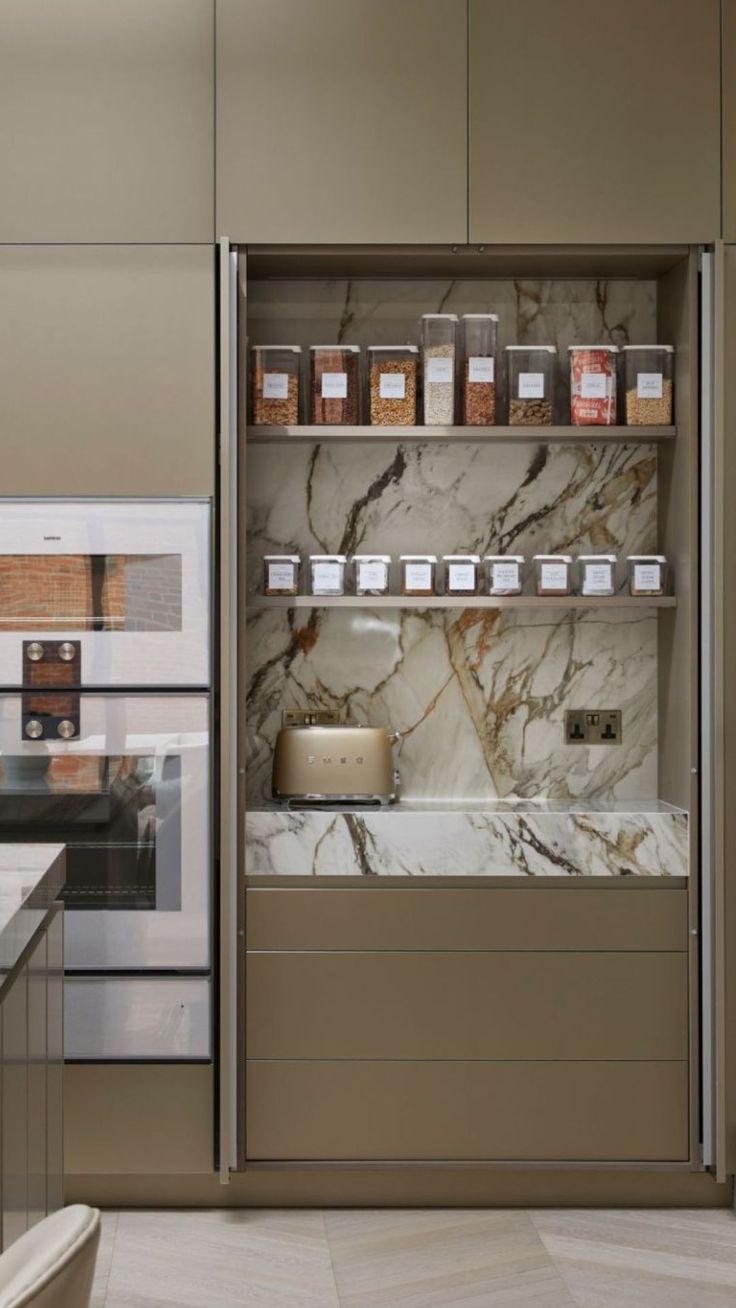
[0,1206,100,1308]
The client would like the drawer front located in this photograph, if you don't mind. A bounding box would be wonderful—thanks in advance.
[246,887,688,952]
[65,977,211,1061]
[246,952,687,1061]
[246,1060,689,1162]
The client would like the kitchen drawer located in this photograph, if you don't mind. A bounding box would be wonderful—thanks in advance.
[246,952,687,1062]
[246,887,688,952]
[65,977,211,1061]
[246,1060,689,1161]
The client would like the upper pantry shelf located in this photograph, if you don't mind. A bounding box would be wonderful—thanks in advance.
[248,595,677,611]
[246,424,676,444]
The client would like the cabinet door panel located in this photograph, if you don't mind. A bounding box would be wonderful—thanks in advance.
[27,932,47,1229]
[2,965,28,1248]
[0,247,214,497]
[469,0,720,243]
[0,0,213,242]
[216,0,467,243]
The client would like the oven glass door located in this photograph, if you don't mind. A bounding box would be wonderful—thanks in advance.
[0,694,209,969]
[0,499,210,687]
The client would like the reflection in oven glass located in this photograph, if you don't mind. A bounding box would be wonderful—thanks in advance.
[0,554,183,632]
[0,754,181,910]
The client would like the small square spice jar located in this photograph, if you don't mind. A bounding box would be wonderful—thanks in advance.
[578,554,617,597]
[400,555,437,597]
[533,554,572,596]
[484,555,524,596]
[309,555,347,596]
[443,555,480,596]
[263,555,300,596]
[352,555,391,597]
[627,555,667,597]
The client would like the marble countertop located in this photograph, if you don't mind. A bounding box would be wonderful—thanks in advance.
[0,844,65,973]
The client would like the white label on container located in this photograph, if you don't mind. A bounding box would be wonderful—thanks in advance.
[580,371,608,399]
[312,562,343,593]
[357,561,388,591]
[637,372,663,399]
[426,356,454,385]
[447,563,476,592]
[491,562,520,591]
[262,372,289,399]
[380,372,406,399]
[583,563,613,594]
[518,372,544,399]
[404,562,432,591]
[468,356,495,384]
[634,563,661,592]
[267,563,296,591]
[540,563,569,591]
[321,371,348,399]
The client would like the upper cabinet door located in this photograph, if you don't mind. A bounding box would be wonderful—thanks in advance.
[724,3,736,239]
[216,0,467,243]
[0,0,213,242]
[469,0,720,244]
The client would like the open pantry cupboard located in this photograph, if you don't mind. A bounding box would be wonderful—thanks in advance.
[218,242,716,1191]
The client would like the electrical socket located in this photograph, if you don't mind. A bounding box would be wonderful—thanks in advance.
[565,709,622,745]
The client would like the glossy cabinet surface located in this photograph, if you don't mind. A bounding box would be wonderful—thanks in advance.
[0,0,213,242]
[723,4,736,239]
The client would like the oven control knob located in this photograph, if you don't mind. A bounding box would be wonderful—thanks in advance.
[25,719,43,739]
[26,642,44,662]
[57,720,76,740]
[58,643,76,662]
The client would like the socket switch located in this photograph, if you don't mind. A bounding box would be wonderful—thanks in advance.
[565,709,622,745]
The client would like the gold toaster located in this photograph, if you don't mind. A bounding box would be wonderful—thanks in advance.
[272,712,400,805]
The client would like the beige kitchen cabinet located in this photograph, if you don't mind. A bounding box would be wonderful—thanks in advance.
[0,246,215,497]
[469,0,720,244]
[0,0,213,243]
[216,0,467,243]
[723,3,736,239]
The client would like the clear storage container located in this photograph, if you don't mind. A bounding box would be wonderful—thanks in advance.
[484,555,524,596]
[627,555,667,596]
[623,346,674,425]
[533,554,572,596]
[369,346,418,425]
[264,555,300,596]
[568,346,619,426]
[443,555,480,596]
[353,554,391,597]
[309,555,347,596]
[310,345,361,424]
[251,345,301,426]
[400,555,437,597]
[421,314,458,425]
[461,314,498,426]
[506,346,556,425]
[578,554,616,596]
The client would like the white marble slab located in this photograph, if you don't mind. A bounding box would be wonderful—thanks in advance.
[0,843,64,970]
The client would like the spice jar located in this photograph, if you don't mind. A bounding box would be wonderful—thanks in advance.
[578,554,616,597]
[369,346,418,425]
[484,555,524,596]
[400,555,437,597]
[462,314,498,426]
[251,345,301,426]
[506,346,556,425]
[533,554,572,596]
[627,555,667,597]
[264,555,300,596]
[443,555,480,596]
[310,345,360,424]
[623,346,674,425]
[353,555,391,597]
[421,314,458,425]
[309,555,347,596]
[569,346,619,426]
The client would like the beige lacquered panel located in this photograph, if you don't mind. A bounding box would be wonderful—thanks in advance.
[2,964,28,1247]
[0,247,214,496]
[46,911,63,1216]
[246,952,687,1061]
[246,1060,689,1161]
[724,6,736,240]
[216,0,467,242]
[26,931,47,1230]
[0,0,213,242]
[469,0,720,243]
[246,887,688,952]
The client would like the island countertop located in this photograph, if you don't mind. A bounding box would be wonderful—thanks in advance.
[0,844,65,972]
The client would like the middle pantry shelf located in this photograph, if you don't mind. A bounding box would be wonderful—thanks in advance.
[248,596,678,611]
[246,424,676,444]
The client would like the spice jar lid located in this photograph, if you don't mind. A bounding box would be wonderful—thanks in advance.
[400,555,437,562]
[484,555,525,563]
[578,554,617,563]
[353,554,391,563]
[568,344,619,352]
[627,554,666,562]
[622,344,674,352]
[310,554,347,563]
[462,313,499,321]
[265,554,300,563]
[253,344,302,353]
[310,345,360,352]
[443,555,481,564]
[505,345,557,353]
[368,345,419,353]
[421,313,459,321]
[533,554,573,563]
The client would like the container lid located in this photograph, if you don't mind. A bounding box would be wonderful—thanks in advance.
[567,344,620,352]
[461,313,499,321]
[252,344,302,353]
[353,554,391,563]
[622,344,674,352]
[400,554,437,562]
[578,554,617,563]
[310,344,360,352]
[265,554,300,563]
[310,554,347,564]
[627,554,666,562]
[421,313,459,321]
[443,555,481,564]
[505,345,557,353]
[484,555,525,564]
[533,554,573,563]
[368,345,419,353]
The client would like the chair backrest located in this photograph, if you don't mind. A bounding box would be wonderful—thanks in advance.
[0,1206,100,1308]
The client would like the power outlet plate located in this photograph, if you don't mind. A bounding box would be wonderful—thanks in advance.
[565,709,622,745]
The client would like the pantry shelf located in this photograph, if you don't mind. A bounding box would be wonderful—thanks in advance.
[248,596,677,611]
[246,424,676,443]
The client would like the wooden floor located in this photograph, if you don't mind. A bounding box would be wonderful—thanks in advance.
[91,1207,736,1307]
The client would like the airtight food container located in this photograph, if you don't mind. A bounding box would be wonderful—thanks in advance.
[310,346,361,424]
[309,555,347,596]
[568,346,619,426]
[251,346,302,425]
[627,555,667,597]
[368,346,418,425]
[506,346,556,425]
[461,314,498,425]
[400,555,437,597]
[421,314,458,425]
[533,554,573,596]
[623,346,674,425]
[443,555,480,596]
[352,555,391,597]
[264,555,300,596]
[484,555,524,596]
[578,554,617,597]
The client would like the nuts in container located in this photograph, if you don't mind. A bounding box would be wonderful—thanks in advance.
[462,314,498,425]
[400,555,437,597]
[251,345,301,426]
[506,346,556,425]
[310,345,360,424]
[627,555,667,597]
[369,346,418,425]
[485,555,524,596]
[623,346,674,425]
[443,555,480,596]
[421,313,458,425]
[353,555,391,597]
[533,554,572,596]
[264,555,300,596]
[569,346,619,426]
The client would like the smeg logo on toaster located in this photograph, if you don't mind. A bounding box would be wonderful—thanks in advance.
[306,755,365,765]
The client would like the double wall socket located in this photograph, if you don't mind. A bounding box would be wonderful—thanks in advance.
[565,709,622,745]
